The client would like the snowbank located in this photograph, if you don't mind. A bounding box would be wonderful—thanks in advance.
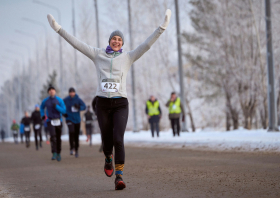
[3,128,280,152]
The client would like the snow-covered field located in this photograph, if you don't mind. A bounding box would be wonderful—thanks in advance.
[4,128,280,152]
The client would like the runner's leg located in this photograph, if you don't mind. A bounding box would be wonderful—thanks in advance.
[96,104,114,158]
[112,98,129,176]
[39,127,42,145]
[56,125,62,154]
[34,129,38,148]
[67,121,75,151]
[74,123,80,152]
[47,122,57,154]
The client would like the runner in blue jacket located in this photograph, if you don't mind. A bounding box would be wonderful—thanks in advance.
[40,85,66,161]
[63,87,86,158]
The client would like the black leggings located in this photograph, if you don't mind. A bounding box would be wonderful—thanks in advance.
[96,97,128,164]
[66,121,80,151]
[170,118,180,136]
[25,131,30,145]
[33,126,42,147]
[47,122,62,154]
[86,125,92,145]
[20,134,24,143]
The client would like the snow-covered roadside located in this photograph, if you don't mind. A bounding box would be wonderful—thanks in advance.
[3,128,280,152]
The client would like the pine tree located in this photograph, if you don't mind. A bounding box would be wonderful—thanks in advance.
[40,70,60,101]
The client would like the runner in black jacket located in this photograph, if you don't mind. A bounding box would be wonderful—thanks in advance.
[21,112,32,148]
[31,104,43,150]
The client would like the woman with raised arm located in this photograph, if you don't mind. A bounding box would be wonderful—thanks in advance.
[47,9,171,190]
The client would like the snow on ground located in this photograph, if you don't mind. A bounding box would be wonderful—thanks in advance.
[4,128,280,152]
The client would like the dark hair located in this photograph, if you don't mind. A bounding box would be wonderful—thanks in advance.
[171,92,176,95]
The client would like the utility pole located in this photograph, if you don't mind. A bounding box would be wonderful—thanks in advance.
[175,0,187,132]
[127,0,138,132]
[265,0,279,131]
[94,0,100,48]
[72,0,78,85]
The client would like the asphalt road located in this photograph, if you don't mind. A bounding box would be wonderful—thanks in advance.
[0,141,280,198]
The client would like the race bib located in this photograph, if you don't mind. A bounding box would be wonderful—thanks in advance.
[35,124,41,130]
[24,126,30,131]
[51,119,61,126]
[13,130,18,134]
[101,79,120,93]
[71,106,79,112]
[172,104,177,109]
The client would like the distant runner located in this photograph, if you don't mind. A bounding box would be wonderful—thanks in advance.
[40,85,66,161]
[20,112,32,148]
[11,120,20,144]
[84,105,97,146]
[31,104,43,150]
[63,87,86,158]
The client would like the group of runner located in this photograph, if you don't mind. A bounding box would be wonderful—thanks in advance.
[3,8,172,191]
[11,87,97,156]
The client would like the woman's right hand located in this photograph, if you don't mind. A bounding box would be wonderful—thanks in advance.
[47,14,61,32]
[160,9,171,30]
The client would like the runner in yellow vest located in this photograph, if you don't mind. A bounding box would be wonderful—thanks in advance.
[165,92,185,136]
[145,96,162,137]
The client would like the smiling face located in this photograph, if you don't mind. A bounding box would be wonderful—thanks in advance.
[109,36,123,52]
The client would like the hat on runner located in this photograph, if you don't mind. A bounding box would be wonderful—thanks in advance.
[108,30,124,46]
[69,87,75,93]
[35,104,40,108]
[47,84,55,92]
[13,119,16,124]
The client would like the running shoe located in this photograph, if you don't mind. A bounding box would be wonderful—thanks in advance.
[40,142,42,148]
[104,155,114,177]
[52,152,57,160]
[46,140,50,145]
[57,154,61,162]
[70,150,74,155]
[115,175,126,190]
[75,151,79,158]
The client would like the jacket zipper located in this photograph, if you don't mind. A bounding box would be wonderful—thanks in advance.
[120,72,123,92]
[109,53,114,98]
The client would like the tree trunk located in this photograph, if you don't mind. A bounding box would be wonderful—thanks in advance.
[226,111,231,131]
[186,99,196,132]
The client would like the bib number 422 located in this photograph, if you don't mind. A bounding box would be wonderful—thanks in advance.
[101,82,120,92]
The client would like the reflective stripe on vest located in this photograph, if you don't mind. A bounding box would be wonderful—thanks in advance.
[146,100,160,116]
[169,98,182,114]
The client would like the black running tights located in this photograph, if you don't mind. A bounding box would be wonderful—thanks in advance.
[96,97,128,164]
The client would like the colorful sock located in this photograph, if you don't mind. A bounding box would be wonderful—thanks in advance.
[115,164,124,176]
[105,155,112,163]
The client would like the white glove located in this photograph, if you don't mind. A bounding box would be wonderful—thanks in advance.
[160,9,171,30]
[47,14,61,33]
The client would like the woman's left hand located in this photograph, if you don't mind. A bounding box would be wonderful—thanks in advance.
[160,9,171,30]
